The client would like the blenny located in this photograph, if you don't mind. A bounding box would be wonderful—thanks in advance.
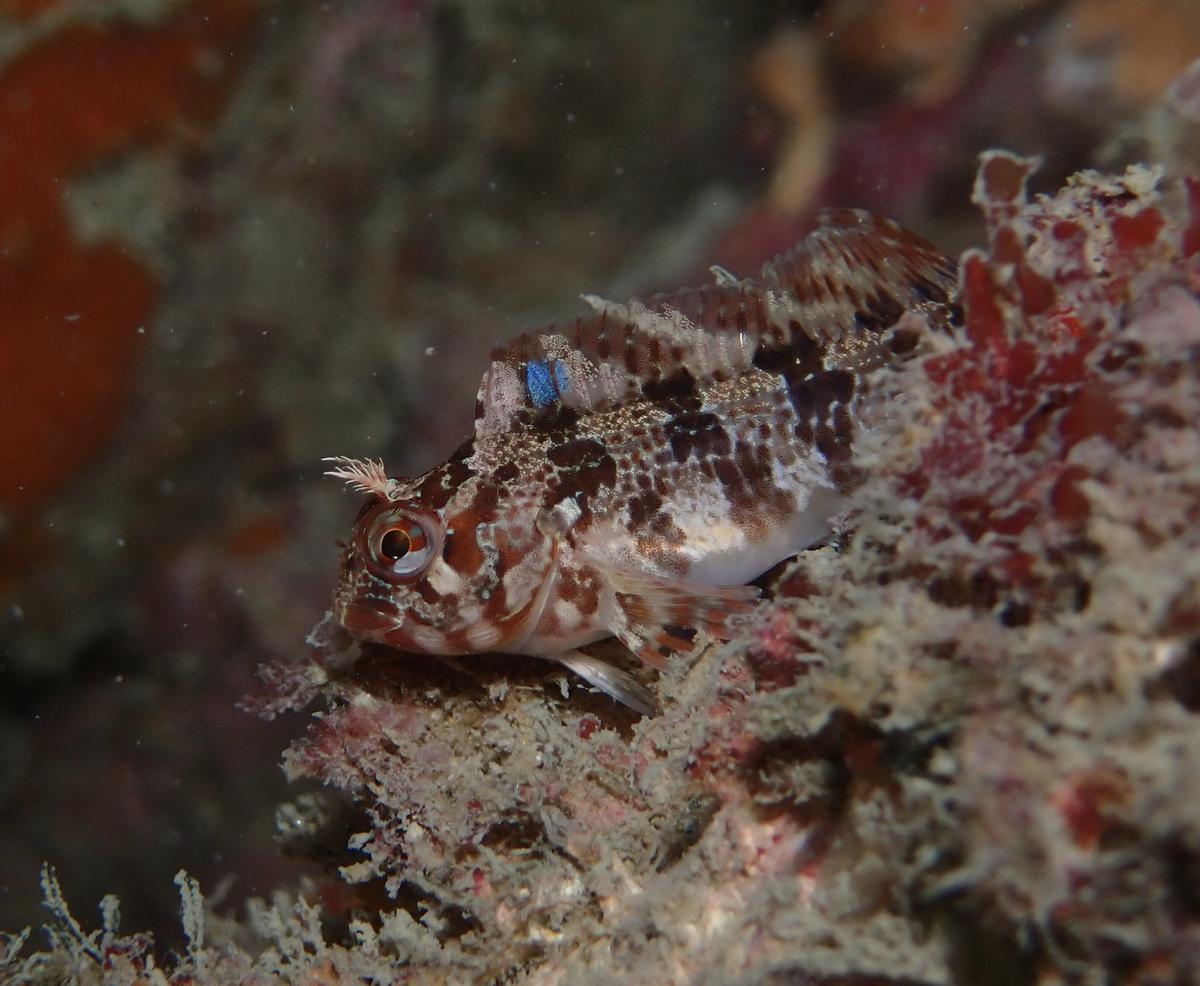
[327,211,958,714]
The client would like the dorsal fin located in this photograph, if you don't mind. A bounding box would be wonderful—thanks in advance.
[474,209,958,439]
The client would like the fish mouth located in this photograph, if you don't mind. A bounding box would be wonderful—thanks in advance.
[334,553,407,644]
[338,596,404,642]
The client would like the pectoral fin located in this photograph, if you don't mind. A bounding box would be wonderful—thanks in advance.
[557,650,658,717]
[582,551,761,670]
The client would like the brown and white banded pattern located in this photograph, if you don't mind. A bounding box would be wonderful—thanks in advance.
[329,210,959,714]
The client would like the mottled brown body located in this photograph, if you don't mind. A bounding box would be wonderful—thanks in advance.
[329,210,958,712]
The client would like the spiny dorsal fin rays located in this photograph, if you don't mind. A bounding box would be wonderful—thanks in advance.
[322,456,396,500]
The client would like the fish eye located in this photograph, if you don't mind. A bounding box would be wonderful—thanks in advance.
[360,507,437,581]
[380,528,410,560]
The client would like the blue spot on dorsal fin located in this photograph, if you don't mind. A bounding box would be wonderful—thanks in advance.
[525,359,572,409]
[526,360,558,408]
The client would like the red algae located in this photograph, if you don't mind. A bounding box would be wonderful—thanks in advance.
[747,152,1200,983]
[1184,177,1200,257]
[0,1,260,513]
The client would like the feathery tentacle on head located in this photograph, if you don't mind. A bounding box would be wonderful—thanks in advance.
[323,456,396,499]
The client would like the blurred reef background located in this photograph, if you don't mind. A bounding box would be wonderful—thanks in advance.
[1,1,1199,983]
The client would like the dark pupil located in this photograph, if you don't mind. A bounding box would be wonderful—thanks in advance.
[380,529,410,561]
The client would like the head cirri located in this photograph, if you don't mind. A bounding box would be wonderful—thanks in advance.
[324,456,555,657]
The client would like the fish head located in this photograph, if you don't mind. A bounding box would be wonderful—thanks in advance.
[328,457,557,656]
